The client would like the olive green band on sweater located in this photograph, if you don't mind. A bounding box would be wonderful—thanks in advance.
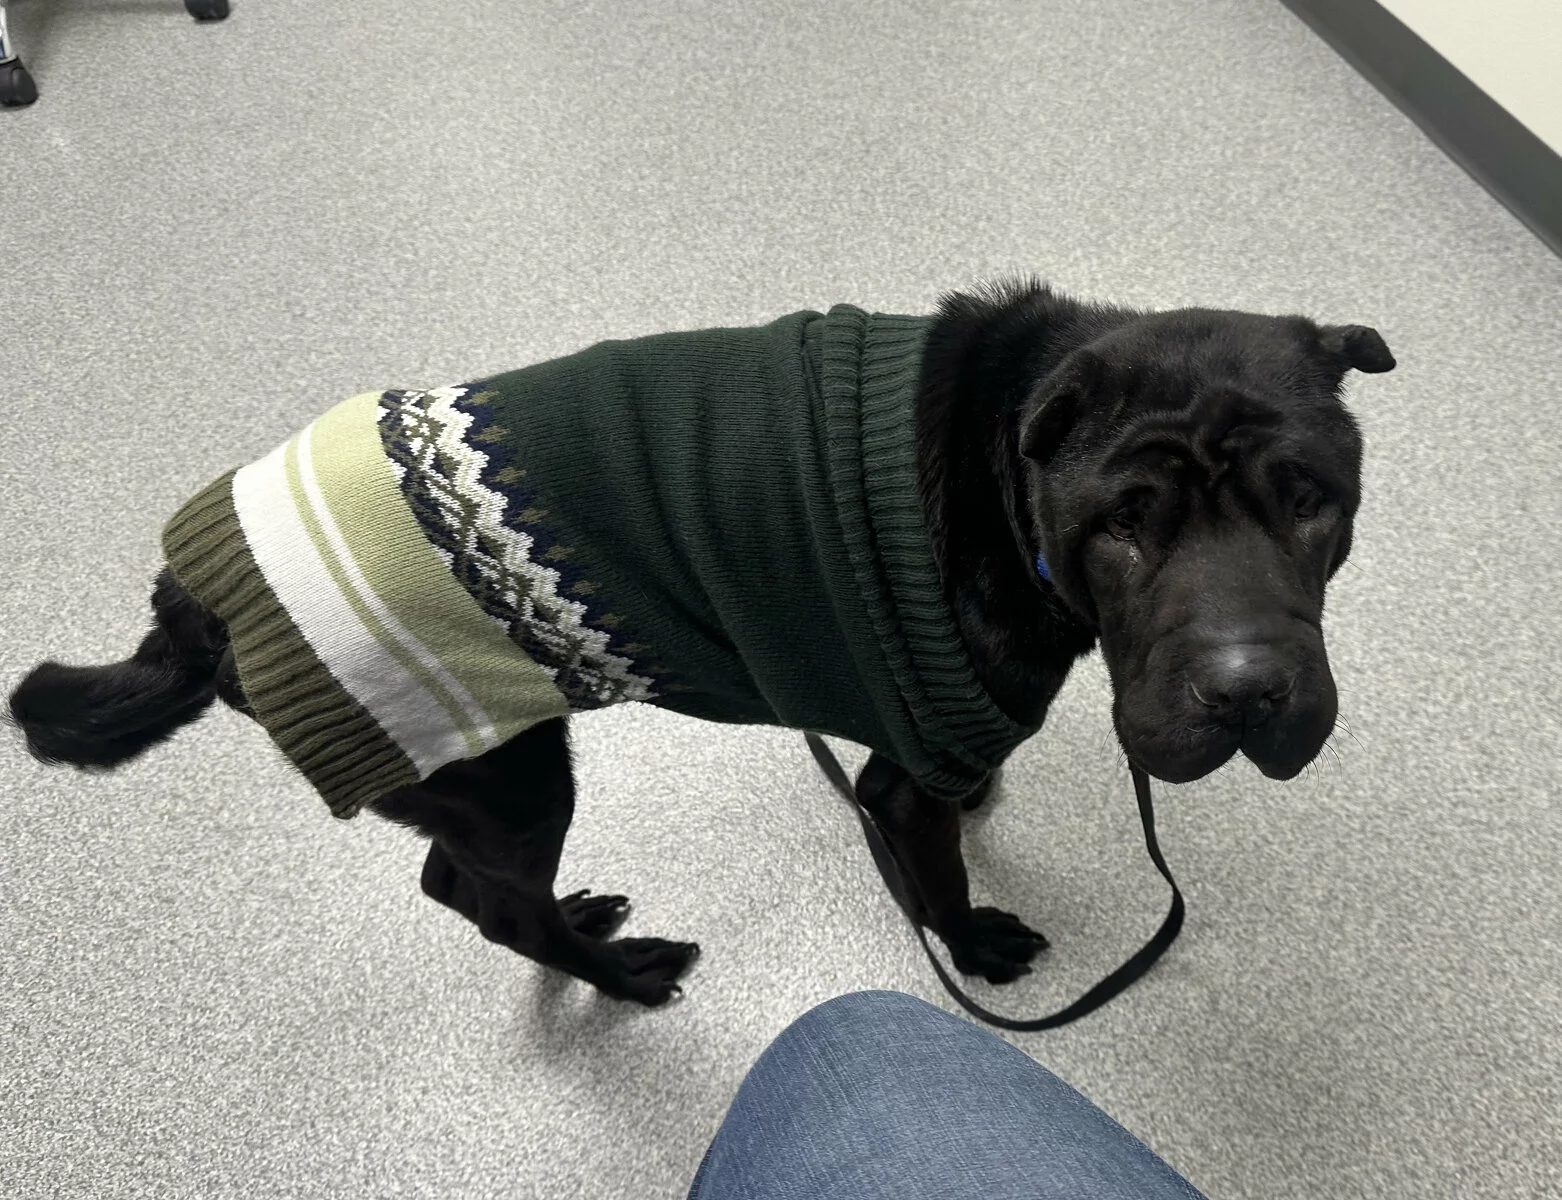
[162,473,418,818]
[164,390,576,817]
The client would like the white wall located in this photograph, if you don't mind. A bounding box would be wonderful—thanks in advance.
[1378,0,1562,153]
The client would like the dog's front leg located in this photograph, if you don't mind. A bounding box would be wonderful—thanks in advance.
[856,753,1048,984]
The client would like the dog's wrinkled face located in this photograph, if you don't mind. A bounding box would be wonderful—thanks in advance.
[1023,309,1393,783]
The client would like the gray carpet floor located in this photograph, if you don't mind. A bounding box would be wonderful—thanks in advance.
[3,0,1560,1196]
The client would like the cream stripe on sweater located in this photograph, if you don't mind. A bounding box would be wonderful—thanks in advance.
[231,391,569,782]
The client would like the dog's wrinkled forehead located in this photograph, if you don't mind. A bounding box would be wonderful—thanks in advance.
[1106,388,1285,479]
[1091,309,1355,409]
[1078,309,1367,470]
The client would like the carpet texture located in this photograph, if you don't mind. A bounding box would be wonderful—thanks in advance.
[2,1,1559,1197]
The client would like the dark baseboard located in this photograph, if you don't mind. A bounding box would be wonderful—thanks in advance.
[1281,0,1562,258]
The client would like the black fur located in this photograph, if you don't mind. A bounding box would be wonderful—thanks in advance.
[8,569,228,769]
[915,279,1113,725]
[375,720,698,1005]
[7,280,1391,1003]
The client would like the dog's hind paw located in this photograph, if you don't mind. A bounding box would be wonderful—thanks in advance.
[944,907,1049,984]
[560,889,631,939]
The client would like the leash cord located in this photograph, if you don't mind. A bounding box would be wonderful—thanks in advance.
[805,732,1184,1031]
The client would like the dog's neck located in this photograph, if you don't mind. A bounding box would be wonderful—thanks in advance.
[914,289,1100,726]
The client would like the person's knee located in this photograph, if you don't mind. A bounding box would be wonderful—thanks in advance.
[735,992,982,1137]
[778,990,978,1065]
[780,991,1067,1097]
[792,989,947,1035]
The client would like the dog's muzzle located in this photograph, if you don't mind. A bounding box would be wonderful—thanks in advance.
[1116,628,1338,784]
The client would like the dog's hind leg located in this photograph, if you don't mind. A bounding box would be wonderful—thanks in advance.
[958,772,997,812]
[856,752,1048,985]
[371,718,698,1006]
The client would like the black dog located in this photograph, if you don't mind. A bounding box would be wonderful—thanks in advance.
[9,281,1393,1006]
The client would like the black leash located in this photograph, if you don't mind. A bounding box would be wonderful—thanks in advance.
[806,732,1184,1031]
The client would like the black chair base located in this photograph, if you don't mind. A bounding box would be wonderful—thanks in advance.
[0,57,37,107]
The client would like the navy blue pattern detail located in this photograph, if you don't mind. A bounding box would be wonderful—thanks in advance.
[375,386,657,710]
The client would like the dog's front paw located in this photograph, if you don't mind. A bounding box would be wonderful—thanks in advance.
[560,888,631,939]
[944,907,1049,984]
[605,937,701,1006]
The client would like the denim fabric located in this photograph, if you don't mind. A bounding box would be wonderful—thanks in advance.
[689,991,1206,1200]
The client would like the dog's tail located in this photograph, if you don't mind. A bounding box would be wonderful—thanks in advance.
[7,568,238,770]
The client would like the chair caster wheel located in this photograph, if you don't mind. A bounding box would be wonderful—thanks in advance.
[0,58,38,107]
[185,0,230,20]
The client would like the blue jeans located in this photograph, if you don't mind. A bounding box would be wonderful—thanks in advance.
[689,991,1206,1199]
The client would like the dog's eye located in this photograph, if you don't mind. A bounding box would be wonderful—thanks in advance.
[1294,484,1324,521]
[1105,511,1137,541]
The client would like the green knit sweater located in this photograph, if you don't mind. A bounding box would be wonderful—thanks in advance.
[162,305,1033,817]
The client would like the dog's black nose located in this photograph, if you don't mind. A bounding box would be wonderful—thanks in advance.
[1189,646,1297,727]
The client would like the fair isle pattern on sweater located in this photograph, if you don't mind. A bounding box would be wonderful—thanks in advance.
[375,385,657,710]
[223,390,574,795]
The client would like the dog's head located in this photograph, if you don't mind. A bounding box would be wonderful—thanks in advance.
[1021,305,1394,783]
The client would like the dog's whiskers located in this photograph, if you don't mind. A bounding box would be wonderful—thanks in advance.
[1332,713,1365,753]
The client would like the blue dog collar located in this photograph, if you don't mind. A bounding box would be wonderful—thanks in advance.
[1035,553,1051,582]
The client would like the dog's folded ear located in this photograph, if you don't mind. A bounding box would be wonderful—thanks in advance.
[1020,381,1078,467]
[1021,353,1099,467]
[1320,324,1396,374]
